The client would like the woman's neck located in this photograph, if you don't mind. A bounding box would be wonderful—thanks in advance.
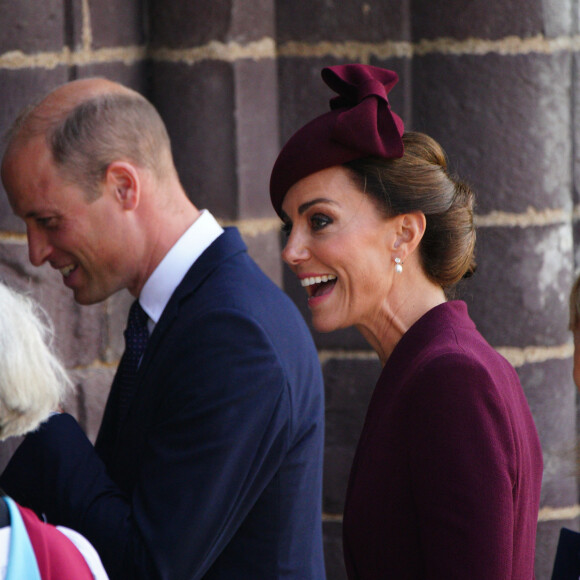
[356,276,447,366]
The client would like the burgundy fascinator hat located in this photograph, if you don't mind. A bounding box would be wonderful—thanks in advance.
[269,64,405,216]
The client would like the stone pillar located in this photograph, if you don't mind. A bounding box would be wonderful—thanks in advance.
[412,2,577,577]
[147,0,281,283]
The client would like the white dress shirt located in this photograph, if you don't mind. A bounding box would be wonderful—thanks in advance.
[139,209,224,332]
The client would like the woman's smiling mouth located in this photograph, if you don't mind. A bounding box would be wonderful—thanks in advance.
[301,274,337,298]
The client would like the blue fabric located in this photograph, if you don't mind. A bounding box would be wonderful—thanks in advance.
[551,527,580,579]
[0,228,326,580]
[117,300,149,428]
[4,498,41,580]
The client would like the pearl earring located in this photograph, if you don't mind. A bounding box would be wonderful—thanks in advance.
[394,257,403,273]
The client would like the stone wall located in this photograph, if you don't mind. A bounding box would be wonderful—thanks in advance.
[0,1,576,578]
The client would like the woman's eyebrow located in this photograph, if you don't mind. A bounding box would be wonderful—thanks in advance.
[298,198,336,214]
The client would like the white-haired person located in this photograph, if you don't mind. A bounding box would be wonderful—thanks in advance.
[0,281,108,579]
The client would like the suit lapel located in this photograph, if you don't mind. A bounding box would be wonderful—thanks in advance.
[95,228,247,466]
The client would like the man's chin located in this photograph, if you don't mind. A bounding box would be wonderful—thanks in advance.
[72,287,108,306]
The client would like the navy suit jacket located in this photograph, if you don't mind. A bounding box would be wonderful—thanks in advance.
[0,228,326,579]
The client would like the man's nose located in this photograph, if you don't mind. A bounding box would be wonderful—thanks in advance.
[27,227,52,267]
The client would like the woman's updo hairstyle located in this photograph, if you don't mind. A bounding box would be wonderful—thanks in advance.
[344,131,476,291]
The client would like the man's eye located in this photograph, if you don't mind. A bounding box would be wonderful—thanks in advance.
[311,214,332,231]
[37,217,57,229]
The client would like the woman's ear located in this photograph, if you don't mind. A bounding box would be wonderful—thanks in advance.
[105,161,140,210]
[393,212,426,258]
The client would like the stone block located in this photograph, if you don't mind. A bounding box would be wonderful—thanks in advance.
[239,227,283,288]
[323,357,381,513]
[66,366,114,443]
[413,52,572,214]
[520,358,577,508]
[148,0,232,48]
[323,520,347,580]
[74,61,148,94]
[411,0,545,40]
[149,0,274,47]
[149,61,238,219]
[277,0,409,43]
[88,0,145,49]
[0,68,69,232]
[573,53,580,208]
[0,0,65,53]
[229,0,275,42]
[233,58,279,219]
[460,224,572,347]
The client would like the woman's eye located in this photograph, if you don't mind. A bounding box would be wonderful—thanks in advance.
[280,221,292,237]
[311,214,332,231]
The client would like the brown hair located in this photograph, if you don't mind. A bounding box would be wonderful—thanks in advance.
[344,131,476,292]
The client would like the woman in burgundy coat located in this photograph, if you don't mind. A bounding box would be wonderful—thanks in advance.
[269,64,543,579]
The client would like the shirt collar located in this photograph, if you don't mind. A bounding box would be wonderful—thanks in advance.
[139,210,224,326]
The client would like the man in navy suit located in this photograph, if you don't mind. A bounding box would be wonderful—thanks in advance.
[0,78,326,579]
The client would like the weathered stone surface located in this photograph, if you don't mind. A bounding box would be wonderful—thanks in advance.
[277,0,409,43]
[240,228,283,288]
[66,366,115,443]
[323,357,381,513]
[573,53,580,210]
[149,61,238,219]
[74,61,148,93]
[460,224,572,347]
[0,0,65,53]
[411,0,548,40]
[88,0,145,49]
[148,0,232,48]
[233,58,279,220]
[520,357,577,508]
[413,52,572,215]
[229,0,275,42]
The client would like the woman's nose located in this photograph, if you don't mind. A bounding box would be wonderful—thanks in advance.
[281,231,311,266]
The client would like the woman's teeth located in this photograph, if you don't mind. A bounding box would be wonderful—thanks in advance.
[301,274,337,287]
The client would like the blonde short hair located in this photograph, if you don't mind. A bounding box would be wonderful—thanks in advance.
[0,283,72,440]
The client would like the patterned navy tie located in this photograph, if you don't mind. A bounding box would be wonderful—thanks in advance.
[117,300,149,426]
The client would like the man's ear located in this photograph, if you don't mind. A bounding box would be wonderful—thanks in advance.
[392,212,426,259]
[105,161,140,210]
